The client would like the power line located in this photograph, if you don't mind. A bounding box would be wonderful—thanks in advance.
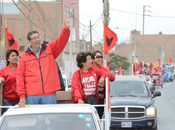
[12,0,64,32]
[110,8,175,18]
[12,0,45,31]
[92,12,103,26]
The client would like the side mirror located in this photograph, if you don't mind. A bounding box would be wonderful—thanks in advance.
[153,91,161,97]
[68,85,71,88]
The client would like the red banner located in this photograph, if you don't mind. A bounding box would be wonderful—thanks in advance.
[5,27,18,51]
[104,24,118,55]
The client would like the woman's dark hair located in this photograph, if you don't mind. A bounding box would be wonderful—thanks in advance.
[6,49,19,66]
[76,51,91,68]
[27,31,40,40]
[91,51,102,59]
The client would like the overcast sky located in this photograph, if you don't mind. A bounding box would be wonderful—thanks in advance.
[7,0,175,45]
[79,0,175,44]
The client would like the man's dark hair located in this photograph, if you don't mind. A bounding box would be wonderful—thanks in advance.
[6,49,19,66]
[76,51,91,68]
[27,31,40,40]
[91,50,102,59]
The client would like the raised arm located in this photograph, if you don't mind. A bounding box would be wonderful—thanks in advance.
[50,14,70,58]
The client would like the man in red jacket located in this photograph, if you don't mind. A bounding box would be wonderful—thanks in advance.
[17,14,70,107]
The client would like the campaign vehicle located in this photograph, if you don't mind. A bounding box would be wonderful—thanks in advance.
[0,104,102,130]
[110,76,161,130]
[0,78,111,130]
[152,72,164,88]
[161,64,174,81]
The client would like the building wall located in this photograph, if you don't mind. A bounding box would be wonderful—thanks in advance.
[0,0,79,72]
[120,30,175,65]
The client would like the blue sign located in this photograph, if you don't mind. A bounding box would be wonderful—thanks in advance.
[132,51,135,56]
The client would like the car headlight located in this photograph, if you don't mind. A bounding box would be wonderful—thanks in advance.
[146,106,156,117]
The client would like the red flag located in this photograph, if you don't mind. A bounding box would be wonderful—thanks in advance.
[133,62,139,76]
[158,59,161,66]
[106,58,110,70]
[5,27,18,50]
[149,63,153,71]
[169,56,172,64]
[104,24,118,55]
[118,61,123,75]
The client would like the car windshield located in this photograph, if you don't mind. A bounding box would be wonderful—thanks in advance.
[163,67,172,72]
[0,113,96,130]
[146,77,151,80]
[152,75,159,79]
[110,81,149,98]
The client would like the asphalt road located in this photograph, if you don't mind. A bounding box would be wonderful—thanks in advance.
[154,80,175,130]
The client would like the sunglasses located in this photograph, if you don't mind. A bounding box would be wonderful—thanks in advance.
[95,55,103,59]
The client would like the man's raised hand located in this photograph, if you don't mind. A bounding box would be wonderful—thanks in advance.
[64,13,70,29]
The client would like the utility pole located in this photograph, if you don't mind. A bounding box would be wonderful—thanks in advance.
[103,0,109,26]
[69,1,78,82]
[89,20,92,52]
[69,7,73,79]
[29,0,33,31]
[142,5,151,64]
[43,12,46,41]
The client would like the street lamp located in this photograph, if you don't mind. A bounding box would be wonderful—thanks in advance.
[69,1,78,81]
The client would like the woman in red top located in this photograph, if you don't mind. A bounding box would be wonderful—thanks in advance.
[0,49,19,112]
[91,50,115,118]
[71,52,112,104]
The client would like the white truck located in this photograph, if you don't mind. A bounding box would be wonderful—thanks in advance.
[0,78,111,130]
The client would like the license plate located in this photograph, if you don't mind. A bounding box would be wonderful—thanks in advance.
[121,122,132,128]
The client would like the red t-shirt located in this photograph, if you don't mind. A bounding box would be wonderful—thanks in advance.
[0,65,19,102]
[81,71,97,97]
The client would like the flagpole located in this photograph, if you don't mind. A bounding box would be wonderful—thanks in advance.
[0,0,2,60]
[103,20,105,67]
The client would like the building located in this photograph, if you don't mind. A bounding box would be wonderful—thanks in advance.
[119,30,175,65]
[0,0,80,78]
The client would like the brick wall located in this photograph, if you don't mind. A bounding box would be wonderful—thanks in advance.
[0,0,79,69]
[119,31,175,64]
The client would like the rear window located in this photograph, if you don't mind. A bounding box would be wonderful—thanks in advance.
[0,113,96,130]
[110,81,149,98]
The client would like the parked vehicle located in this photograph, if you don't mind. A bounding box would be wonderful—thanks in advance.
[161,64,174,81]
[152,72,164,88]
[145,76,153,88]
[110,76,161,130]
[62,74,71,91]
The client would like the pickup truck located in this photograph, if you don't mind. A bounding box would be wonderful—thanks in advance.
[0,104,101,130]
[0,78,111,130]
[110,76,161,130]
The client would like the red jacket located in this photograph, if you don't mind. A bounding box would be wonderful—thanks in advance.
[17,28,70,98]
[0,65,19,102]
[97,65,115,104]
[71,66,112,103]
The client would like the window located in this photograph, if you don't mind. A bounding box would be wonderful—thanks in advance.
[0,3,18,14]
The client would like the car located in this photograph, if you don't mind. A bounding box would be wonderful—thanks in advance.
[0,104,102,130]
[110,76,161,130]
[145,76,153,88]
[62,74,71,91]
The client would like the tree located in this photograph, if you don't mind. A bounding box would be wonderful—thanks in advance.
[94,40,103,54]
[109,53,130,72]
